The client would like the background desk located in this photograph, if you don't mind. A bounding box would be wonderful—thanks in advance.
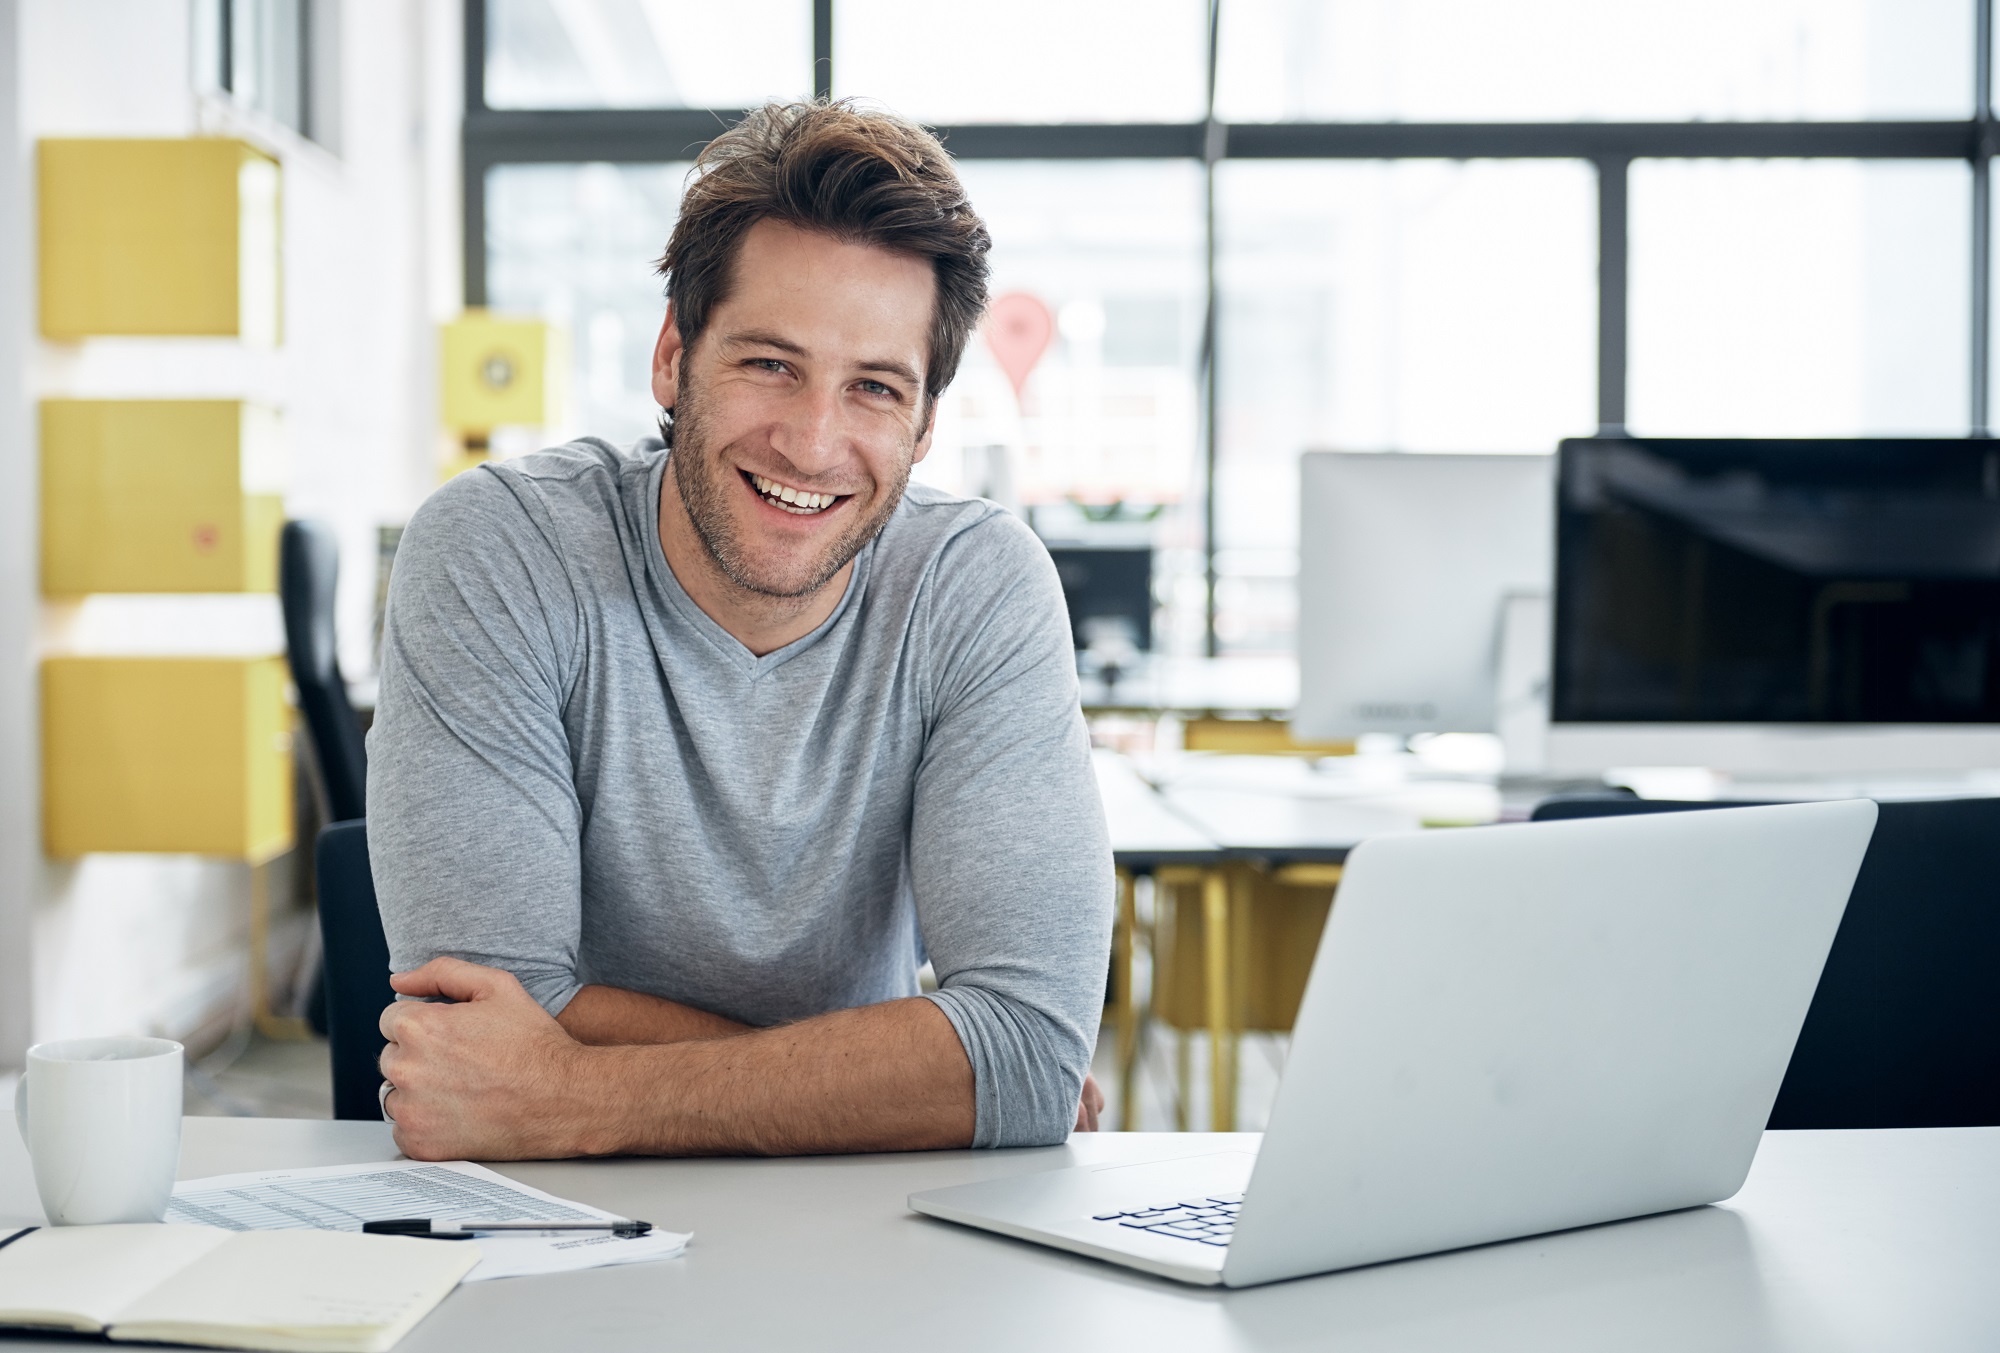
[1102,753,1487,1131]
[1160,778,1421,1127]
[3,1119,1995,1352]
[1097,753,1226,1131]
[1078,654,1296,719]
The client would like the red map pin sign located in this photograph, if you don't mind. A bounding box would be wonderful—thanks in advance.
[984,292,1055,402]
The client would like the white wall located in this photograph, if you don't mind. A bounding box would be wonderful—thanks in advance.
[2,0,456,1060]
[0,0,36,1066]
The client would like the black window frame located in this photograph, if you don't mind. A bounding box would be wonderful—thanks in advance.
[462,0,1999,655]
[210,0,327,146]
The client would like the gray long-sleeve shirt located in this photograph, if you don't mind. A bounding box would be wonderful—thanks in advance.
[367,438,1113,1148]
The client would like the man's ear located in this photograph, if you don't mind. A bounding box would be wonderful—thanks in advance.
[650,305,685,410]
[910,393,939,466]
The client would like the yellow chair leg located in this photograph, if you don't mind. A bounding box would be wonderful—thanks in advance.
[1175,1030,1190,1133]
[1203,869,1234,1131]
[1114,869,1140,1131]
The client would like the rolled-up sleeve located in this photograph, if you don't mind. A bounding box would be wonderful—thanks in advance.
[911,514,1115,1147]
[367,467,588,1014]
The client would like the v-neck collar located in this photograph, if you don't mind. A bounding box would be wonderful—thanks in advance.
[641,452,872,679]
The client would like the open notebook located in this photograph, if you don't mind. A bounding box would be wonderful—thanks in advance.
[0,1224,477,1352]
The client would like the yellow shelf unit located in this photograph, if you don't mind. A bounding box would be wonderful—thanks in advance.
[41,399,284,596]
[38,137,281,342]
[42,655,294,862]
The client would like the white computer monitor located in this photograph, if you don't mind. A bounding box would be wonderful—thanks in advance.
[1544,436,2000,775]
[1293,451,1553,741]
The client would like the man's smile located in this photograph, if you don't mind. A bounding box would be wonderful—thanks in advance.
[741,468,851,517]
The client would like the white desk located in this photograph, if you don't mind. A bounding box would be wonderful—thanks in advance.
[1095,749,1224,867]
[4,1119,1996,1351]
[1079,654,1297,717]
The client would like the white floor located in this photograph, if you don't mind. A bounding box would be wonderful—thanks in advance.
[183,1029,334,1119]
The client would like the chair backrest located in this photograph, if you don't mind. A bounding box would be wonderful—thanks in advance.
[1529,793,2000,1128]
[315,819,393,1121]
[1530,792,1778,821]
[280,519,367,822]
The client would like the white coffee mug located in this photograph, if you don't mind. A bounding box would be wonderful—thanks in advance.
[13,1036,183,1225]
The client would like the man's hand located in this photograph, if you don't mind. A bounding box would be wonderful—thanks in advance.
[378,959,979,1160]
[379,957,605,1161]
[1075,1073,1104,1132]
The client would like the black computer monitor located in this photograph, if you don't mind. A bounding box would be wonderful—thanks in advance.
[1548,436,2000,772]
[1044,545,1153,655]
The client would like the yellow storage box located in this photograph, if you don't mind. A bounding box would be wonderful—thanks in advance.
[42,655,294,861]
[41,399,285,597]
[440,311,561,432]
[39,137,281,342]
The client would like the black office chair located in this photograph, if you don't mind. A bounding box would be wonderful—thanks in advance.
[280,520,369,1036]
[316,820,393,1121]
[280,520,367,823]
[1530,793,2000,1128]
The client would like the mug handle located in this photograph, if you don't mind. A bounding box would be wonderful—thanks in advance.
[12,1075,24,1145]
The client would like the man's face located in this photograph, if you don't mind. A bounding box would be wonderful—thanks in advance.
[651,218,937,600]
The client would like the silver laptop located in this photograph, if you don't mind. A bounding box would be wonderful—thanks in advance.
[909,800,1878,1287]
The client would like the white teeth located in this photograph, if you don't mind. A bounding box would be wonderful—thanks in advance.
[749,472,837,513]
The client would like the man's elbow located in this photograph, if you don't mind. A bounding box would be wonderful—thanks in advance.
[984,1053,1091,1148]
[927,984,1097,1148]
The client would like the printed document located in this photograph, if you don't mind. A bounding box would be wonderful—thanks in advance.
[168,1159,689,1281]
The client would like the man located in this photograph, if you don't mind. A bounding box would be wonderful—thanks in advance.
[369,101,1112,1161]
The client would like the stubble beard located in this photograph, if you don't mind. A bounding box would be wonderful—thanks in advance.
[668,364,915,601]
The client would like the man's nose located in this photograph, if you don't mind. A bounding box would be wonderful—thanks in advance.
[771,382,843,472]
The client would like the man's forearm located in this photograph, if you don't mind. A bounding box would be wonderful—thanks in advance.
[571,996,976,1156]
[558,984,751,1046]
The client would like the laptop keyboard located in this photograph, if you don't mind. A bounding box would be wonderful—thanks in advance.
[1090,1193,1243,1247]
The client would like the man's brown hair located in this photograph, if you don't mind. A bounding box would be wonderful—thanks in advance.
[655,100,991,441]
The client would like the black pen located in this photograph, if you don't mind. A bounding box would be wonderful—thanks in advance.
[363,1217,652,1239]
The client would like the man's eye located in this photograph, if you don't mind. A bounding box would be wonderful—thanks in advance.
[749,358,787,373]
[858,380,895,397]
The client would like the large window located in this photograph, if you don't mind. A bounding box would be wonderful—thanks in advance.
[834,0,1209,124]
[486,162,692,445]
[196,0,339,147]
[483,0,811,109]
[465,0,1997,657]
[1214,159,1597,650]
[1628,160,1971,435]
[1214,0,1975,122]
